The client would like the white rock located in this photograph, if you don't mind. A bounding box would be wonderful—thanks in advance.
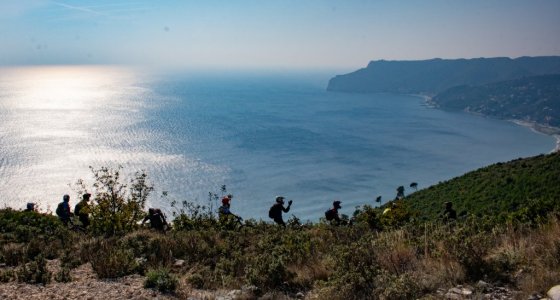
[173,259,185,268]
[548,285,560,300]
[449,287,463,294]
[445,292,463,300]
[461,288,473,295]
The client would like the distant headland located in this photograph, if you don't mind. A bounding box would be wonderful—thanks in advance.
[328,56,560,138]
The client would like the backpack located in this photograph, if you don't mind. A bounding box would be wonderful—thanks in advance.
[325,209,335,221]
[74,202,82,216]
[268,206,275,219]
[56,202,65,217]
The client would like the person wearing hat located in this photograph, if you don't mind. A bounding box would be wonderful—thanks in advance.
[75,193,91,228]
[325,200,345,225]
[268,196,292,226]
[218,195,243,227]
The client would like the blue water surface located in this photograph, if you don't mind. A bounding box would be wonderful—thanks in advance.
[0,68,554,220]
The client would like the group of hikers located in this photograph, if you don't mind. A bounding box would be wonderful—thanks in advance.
[32,193,170,231]
[26,192,457,230]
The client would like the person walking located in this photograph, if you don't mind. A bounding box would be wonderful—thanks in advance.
[268,196,292,226]
[142,208,169,231]
[56,194,73,226]
[325,200,345,225]
[74,193,91,228]
[218,195,243,228]
[441,201,457,222]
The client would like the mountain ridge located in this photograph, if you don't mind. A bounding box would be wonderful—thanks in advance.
[327,56,560,94]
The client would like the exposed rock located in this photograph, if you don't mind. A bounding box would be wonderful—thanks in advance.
[445,292,464,300]
[527,292,545,300]
[172,259,185,268]
[241,284,261,297]
[548,285,560,300]
[476,280,491,291]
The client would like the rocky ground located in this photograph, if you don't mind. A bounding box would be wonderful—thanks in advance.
[1,260,558,300]
[0,260,177,300]
[0,260,294,300]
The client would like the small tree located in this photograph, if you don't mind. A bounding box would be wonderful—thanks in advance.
[409,182,418,191]
[81,166,153,236]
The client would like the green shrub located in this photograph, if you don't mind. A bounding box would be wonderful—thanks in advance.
[325,236,380,299]
[60,248,82,269]
[85,239,138,278]
[1,243,26,266]
[74,166,153,236]
[245,253,295,291]
[375,271,422,300]
[54,266,72,283]
[144,268,178,293]
[16,255,51,285]
[0,269,15,282]
[187,273,205,289]
[0,210,62,242]
[353,205,382,230]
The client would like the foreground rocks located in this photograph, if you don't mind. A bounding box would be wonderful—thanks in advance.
[1,259,557,300]
[0,261,176,300]
[548,285,560,300]
[0,260,299,300]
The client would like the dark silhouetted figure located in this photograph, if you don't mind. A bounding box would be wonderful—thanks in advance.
[142,208,168,231]
[219,195,243,227]
[56,194,73,226]
[325,200,343,225]
[269,196,292,226]
[75,193,91,228]
[25,202,36,212]
[441,201,457,222]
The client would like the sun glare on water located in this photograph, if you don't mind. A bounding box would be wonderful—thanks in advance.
[0,66,161,208]
[1,66,135,111]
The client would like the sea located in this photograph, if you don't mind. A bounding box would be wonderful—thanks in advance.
[0,66,555,220]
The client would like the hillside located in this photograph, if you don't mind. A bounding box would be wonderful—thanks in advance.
[1,156,560,299]
[431,74,560,128]
[327,56,560,94]
[406,152,560,220]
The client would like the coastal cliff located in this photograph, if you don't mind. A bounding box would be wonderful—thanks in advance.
[328,57,560,136]
[327,56,560,94]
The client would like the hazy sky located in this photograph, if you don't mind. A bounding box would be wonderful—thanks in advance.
[1,0,560,70]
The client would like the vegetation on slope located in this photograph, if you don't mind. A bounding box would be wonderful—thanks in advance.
[432,74,560,128]
[406,152,560,222]
[0,154,559,299]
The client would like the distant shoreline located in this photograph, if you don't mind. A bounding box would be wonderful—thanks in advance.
[510,120,560,153]
[409,94,560,153]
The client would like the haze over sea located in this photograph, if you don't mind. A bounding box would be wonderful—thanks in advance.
[0,66,555,220]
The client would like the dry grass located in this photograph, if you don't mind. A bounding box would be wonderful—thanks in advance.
[514,219,560,296]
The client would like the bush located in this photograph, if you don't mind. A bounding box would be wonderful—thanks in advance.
[187,273,204,289]
[75,166,153,236]
[0,269,14,282]
[144,268,178,293]
[245,253,295,291]
[84,239,138,278]
[54,266,72,283]
[16,255,51,285]
[1,243,26,266]
[0,209,62,242]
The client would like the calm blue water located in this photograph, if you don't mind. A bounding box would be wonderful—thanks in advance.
[0,67,555,220]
